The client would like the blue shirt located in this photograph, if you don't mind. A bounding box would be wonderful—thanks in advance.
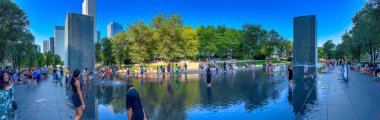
[36,69,40,75]
[41,69,46,74]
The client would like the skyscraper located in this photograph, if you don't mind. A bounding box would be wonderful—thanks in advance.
[36,45,41,53]
[43,40,49,53]
[82,0,97,43]
[50,37,55,54]
[54,26,65,61]
[97,31,101,43]
[107,21,123,38]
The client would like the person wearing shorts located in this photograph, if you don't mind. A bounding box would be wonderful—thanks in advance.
[288,64,294,84]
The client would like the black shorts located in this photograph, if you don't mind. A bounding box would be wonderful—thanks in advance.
[207,77,211,83]
[71,94,82,108]
[28,75,32,79]
[288,76,293,81]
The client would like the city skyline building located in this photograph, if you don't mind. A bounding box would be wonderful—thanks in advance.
[97,31,101,43]
[54,26,65,61]
[82,0,97,43]
[43,40,49,53]
[107,21,123,38]
[50,37,55,54]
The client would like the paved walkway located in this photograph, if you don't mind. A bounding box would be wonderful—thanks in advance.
[300,67,380,120]
[14,77,74,120]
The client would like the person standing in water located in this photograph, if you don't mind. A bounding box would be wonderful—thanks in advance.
[175,64,179,76]
[184,63,187,72]
[88,69,93,84]
[167,64,171,75]
[70,69,85,120]
[223,62,227,72]
[126,84,147,120]
[206,65,212,86]
[83,68,87,84]
[288,64,294,85]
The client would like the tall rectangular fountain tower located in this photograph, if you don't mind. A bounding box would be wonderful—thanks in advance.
[65,13,95,70]
[293,15,317,66]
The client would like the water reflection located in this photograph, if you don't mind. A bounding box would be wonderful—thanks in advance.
[292,66,318,117]
[87,66,322,119]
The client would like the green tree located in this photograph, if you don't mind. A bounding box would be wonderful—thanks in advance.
[350,0,380,63]
[276,38,287,60]
[36,53,45,67]
[284,40,293,60]
[102,38,115,65]
[153,14,184,61]
[181,26,199,61]
[241,24,266,59]
[322,40,335,59]
[44,51,54,67]
[259,29,280,60]
[95,42,104,64]
[196,26,217,59]
[342,31,363,61]
[335,43,347,59]
[111,32,129,66]
[0,0,32,64]
[223,28,242,59]
[128,21,154,64]
[318,47,325,59]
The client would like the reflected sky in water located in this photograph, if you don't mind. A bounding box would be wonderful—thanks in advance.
[86,66,323,120]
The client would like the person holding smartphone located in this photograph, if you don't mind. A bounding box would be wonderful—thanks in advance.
[70,69,85,120]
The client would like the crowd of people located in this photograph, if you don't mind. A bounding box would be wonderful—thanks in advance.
[325,59,380,79]
[350,61,380,78]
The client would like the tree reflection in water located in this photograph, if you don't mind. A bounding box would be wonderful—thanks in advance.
[91,67,321,119]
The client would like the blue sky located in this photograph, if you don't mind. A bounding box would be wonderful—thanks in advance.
[14,0,365,48]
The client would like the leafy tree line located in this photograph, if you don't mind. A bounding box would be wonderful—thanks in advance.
[331,0,380,63]
[96,14,293,65]
[0,0,63,68]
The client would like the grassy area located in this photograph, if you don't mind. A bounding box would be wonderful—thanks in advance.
[237,60,290,66]
[120,64,184,71]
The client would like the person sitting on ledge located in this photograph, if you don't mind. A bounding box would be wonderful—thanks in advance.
[374,64,380,79]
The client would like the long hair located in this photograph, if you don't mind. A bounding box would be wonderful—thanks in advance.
[0,70,9,89]
[70,69,81,86]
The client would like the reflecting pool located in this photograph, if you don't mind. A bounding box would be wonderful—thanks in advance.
[81,66,323,120]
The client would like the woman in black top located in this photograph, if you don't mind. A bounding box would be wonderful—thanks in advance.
[288,64,294,83]
[206,65,212,86]
[70,69,85,120]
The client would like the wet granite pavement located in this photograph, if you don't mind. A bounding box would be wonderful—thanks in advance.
[14,77,74,120]
[299,67,380,120]
[12,67,380,120]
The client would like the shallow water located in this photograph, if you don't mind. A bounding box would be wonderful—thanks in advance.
[81,66,322,120]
